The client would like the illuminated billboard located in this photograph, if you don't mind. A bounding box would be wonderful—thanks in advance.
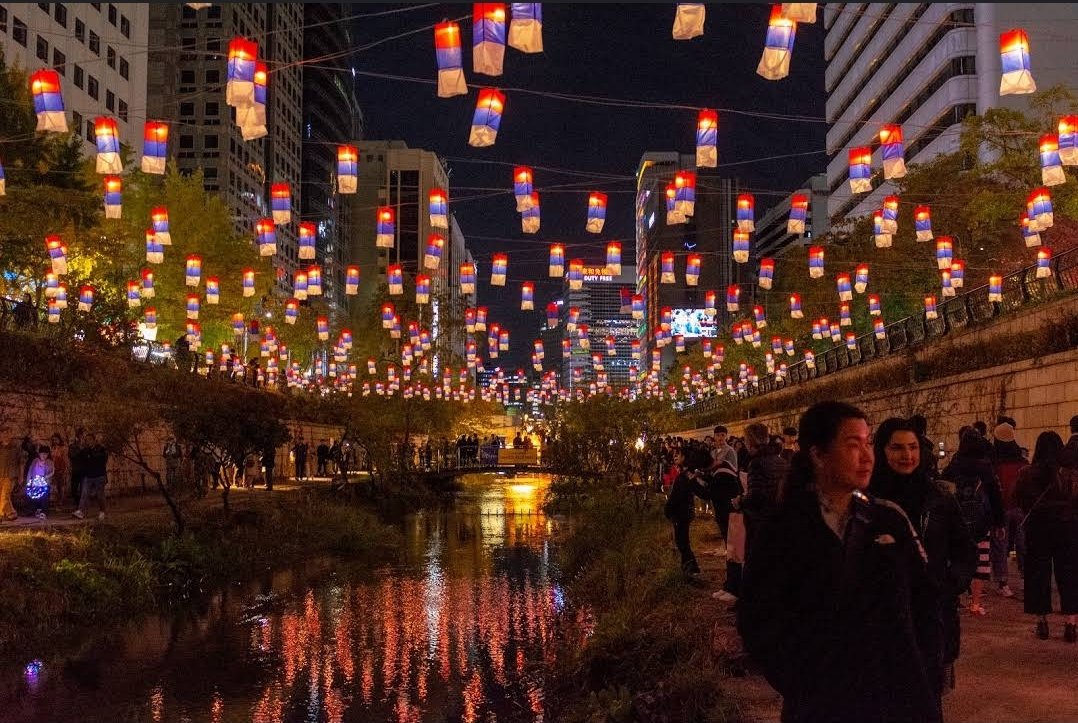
[670,308,717,338]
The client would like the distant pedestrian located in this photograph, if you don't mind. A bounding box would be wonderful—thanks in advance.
[992,422,1028,596]
[68,427,87,508]
[262,441,276,491]
[292,436,309,480]
[73,432,109,521]
[163,435,183,491]
[663,444,710,576]
[316,439,330,476]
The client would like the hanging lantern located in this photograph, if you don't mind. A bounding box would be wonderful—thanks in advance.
[317,317,330,341]
[294,271,308,300]
[1040,134,1066,186]
[186,293,200,320]
[295,222,316,260]
[270,183,291,225]
[941,270,955,297]
[329,144,358,195]
[46,298,60,324]
[78,286,94,313]
[735,193,755,232]
[469,88,506,147]
[924,295,938,320]
[465,308,477,333]
[674,335,687,354]
[685,253,701,286]
[829,322,841,343]
[836,273,852,301]
[141,269,155,298]
[522,192,541,233]
[185,255,202,287]
[548,243,565,277]
[632,293,646,319]
[868,294,881,316]
[509,3,543,52]
[665,183,686,225]
[307,265,323,296]
[226,37,258,106]
[390,316,402,340]
[853,264,869,294]
[533,338,545,362]
[242,268,256,297]
[521,281,535,310]
[141,121,168,174]
[881,195,899,234]
[0,162,4,196]
[381,302,396,329]
[424,233,445,269]
[206,277,219,304]
[568,258,584,290]
[1036,247,1052,279]
[754,305,767,328]
[151,207,171,245]
[253,219,275,256]
[653,252,672,284]
[434,21,467,97]
[144,308,158,331]
[808,245,824,278]
[781,3,817,22]
[673,3,705,39]
[696,108,718,167]
[466,341,478,367]
[606,241,623,275]
[605,335,617,357]
[94,117,121,174]
[563,338,573,360]
[786,192,809,234]
[914,205,933,241]
[839,302,851,327]
[704,290,717,317]
[236,61,267,141]
[757,4,796,81]
[473,3,507,76]
[1058,115,1078,165]
[30,69,68,132]
[789,293,803,318]
[460,262,476,294]
[779,338,792,358]
[703,339,714,359]
[620,287,632,314]
[491,252,508,286]
[145,232,164,264]
[1030,187,1054,230]
[988,275,1003,303]
[732,324,744,345]
[546,302,559,328]
[878,124,906,180]
[476,306,489,331]
[950,260,965,288]
[873,210,892,248]
[758,258,775,290]
[375,207,395,248]
[513,166,535,211]
[346,266,360,295]
[733,231,751,263]
[631,339,642,360]
[871,318,885,340]
[660,307,672,330]
[586,192,608,233]
[811,318,824,339]
[999,28,1035,95]
[726,284,740,313]
[126,281,140,308]
[420,191,447,234]
[499,329,510,352]
[935,237,953,270]
[674,171,696,217]
[849,146,873,193]
[845,333,858,352]
[46,236,67,275]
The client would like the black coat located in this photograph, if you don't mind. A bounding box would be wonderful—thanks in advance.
[743,445,789,520]
[738,488,942,723]
[664,470,703,523]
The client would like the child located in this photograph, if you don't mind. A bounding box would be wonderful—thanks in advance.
[26,445,54,520]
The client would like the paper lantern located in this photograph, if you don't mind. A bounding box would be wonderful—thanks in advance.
[46,236,67,275]
[950,260,965,288]
[1040,134,1065,186]
[696,109,718,167]
[186,293,200,320]
[434,21,467,97]
[236,61,267,140]
[269,183,291,225]
[808,246,824,278]
[317,316,330,341]
[660,307,672,331]
[878,124,906,180]
[631,339,642,360]
[673,335,686,354]
[30,69,67,132]
[1000,29,1035,95]
[568,258,584,290]
[726,284,740,313]
[242,268,256,297]
[291,222,314,260]
[294,271,308,300]
[145,233,164,264]
[345,266,360,295]
[521,281,535,310]
[94,117,121,174]
[1036,248,1052,279]
[632,294,645,319]
[686,253,701,286]
[941,270,955,297]
[185,255,202,287]
[476,306,489,331]
[473,3,507,76]
[376,207,395,248]
[522,193,541,233]
[126,281,141,308]
[735,193,755,232]
[420,191,447,234]
[935,237,953,270]
[789,293,803,318]
[491,252,508,285]
[733,231,751,263]
[754,305,767,328]
[151,207,171,245]
[1059,116,1078,165]
[563,338,573,359]
[466,341,478,366]
[924,295,938,320]
[758,258,775,290]
[307,265,322,296]
[674,171,696,218]
[606,241,623,275]
[673,3,705,40]
[141,269,155,298]
[619,287,632,314]
[465,307,477,333]
[533,338,546,362]
[757,4,796,81]
[144,308,158,330]
[847,264,867,295]
[988,275,1003,303]
[512,166,535,211]
[548,243,565,277]
[811,318,824,340]
[546,302,559,329]
[508,3,543,52]
[665,183,686,226]
[46,298,60,324]
[785,192,809,235]
[868,294,881,316]
[459,262,476,295]
[870,318,885,340]
[255,219,276,256]
[782,4,817,23]
[381,302,395,329]
[873,210,892,248]
[0,162,4,196]
[849,146,872,193]
[845,333,858,351]
[704,290,717,317]
[499,329,510,352]
[469,88,505,147]
[605,335,617,357]
[140,121,168,174]
[226,37,258,106]
[78,286,94,313]
[1030,187,1054,230]
[880,195,899,234]
[586,192,608,233]
[206,277,219,304]
[836,273,852,301]
[732,324,744,345]
[914,205,933,242]
[424,234,445,269]
[657,251,674,284]
[390,316,402,339]
[828,322,841,343]
[839,302,851,327]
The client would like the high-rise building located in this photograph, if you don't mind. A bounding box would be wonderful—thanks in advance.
[301,3,362,309]
[825,4,1078,222]
[1,3,149,153]
[753,173,829,261]
[146,3,304,295]
[556,264,638,390]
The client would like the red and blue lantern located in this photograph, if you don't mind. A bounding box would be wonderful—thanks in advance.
[78,286,94,313]
[256,219,276,256]
[46,236,67,275]
[868,294,881,316]
[30,69,67,132]
[271,183,291,225]
[103,176,122,219]
[546,302,559,328]
[950,260,965,288]
[226,37,258,106]
[736,193,755,232]
[337,145,358,194]
[586,192,608,233]
[1059,115,1078,165]
[549,243,565,277]
[1036,248,1052,279]
[185,255,202,287]
[151,207,171,245]
[914,205,932,241]
[733,231,750,263]
[989,275,1003,303]
[674,171,696,218]
[788,192,808,234]
[94,117,121,174]
[346,266,360,295]
[726,284,740,313]
[144,308,157,330]
[1040,134,1065,186]
[491,252,508,285]
[317,317,330,341]
[839,302,851,327]
[754,305,767,328]
[307,266,322,296]
[429,188,448,229]
[509,3,543,54]
[294,271,308,300]
[696,108,718,167]
[186,293,200,320]
[789,293,803,318]
[848,146,872,193]
[935,237,953,270]
[873,210,892,248]
[381,302,396,329]
[568,258,584,290]
[460,262,476,294]
[874,318,886,340]
[473,3,507,77]
[434,21,467,97]
[145,233,164,264]
[514,166,535,210]
[632,293,646,319]
[924,295,938,320]
[606,241,622,275]
[1029,187,1054,230]
[837,273,852,301]
[521,281,535,310]
[126,281,140,308]
[704,290,717,317]
[1000,28,1035,95]
[686,253,701,286]
[243,268,256,297]
[425,233,445,269]
[141,269,155,298]
[879,124,906,179]
[416,274,432,304]
[476,306,489,331]
[141,121,168,174]
[521,192,540,233]
[206,277,219,304]
[808,245,824,278]
[376,207,395,248]
[469,88,506,147]
[298,222,317,260]
[759,258,775,289]
[757,4,796,81]
[881,195,899,233]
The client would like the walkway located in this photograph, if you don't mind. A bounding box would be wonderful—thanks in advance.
[690,526,1078,723]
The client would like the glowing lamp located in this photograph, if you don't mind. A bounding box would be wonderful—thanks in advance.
[186,293,200,320]
[732,324,744,345]
[473,3,507,76]
[1036,248,1052,279]
[686,253,701,286]
[522,194,540,233]
[144,308,158,331]
[660,307,672,330]
[735,193,755,232]
[754,305,767,328]
[873,210,892,248]
[549,243,565,277]
[491,252,508,286]
[509,3,543,52]
[30,69,67,132]
[726,284,740,313]
[935,237,953,270]
[758,4,796,81]
[521,281,535,310]
[151,207,171,245]
[758,258,775,289]
[845,333,858,351]
[941,270,955,297]
[914,205,933,242]
[231,313,246,336]
[376,207,395,248]
[141,269,155,298]
[294,271,308,300]
[988,276,1003,303]
[94,117,121,174]
[879,124,906,179]
[465,307,477,333]
[460,262,477,295]
[673,3,706,39]
[514,166,534,211]
[881,195,899,234]
[808,245,824,278]
[620,287,632,314]
[77,286,94,312]
[849,146,872,193]
[317,317,329,341]
[696,108,718,167]
[294,222,315,260]
[563,338,573,359]
[632,293,645,319]
[804,350,815,369]
[476,306,489,331]
[782,4,817,22]
[499,329,510,352]
[185,255,202,287]
[839,302,851,327]
[1040,134,1065,186]
[46,236,67,275]
[345,266,360,295]
[126,281,141,308]
[873,318,886,340]
[142,121,168,174]
[665,183,685,225]
[606,241,623,275]
[424,233,445,269]
[434,21,467,97]
[226,37,258,106]
[789,293,803,318]
[950,260,965,288]
[256,219,277,256]
[674,171,696,218]
[924,295,938,320]
[469,88,506,147]
[661,251,675,283]
[242,268,256,297]
[546,302,559,328]
[733,231,751,263]
[586,192,608,233]
[46,299,60,324]
[381,303,395,329]
[787,192,808,234]
[145,233,164,264]
[1059,115,1078,165]
[1030,187,1054,230]
[837,273,852,301]
[1000,29,1035,95]
[811,319,823,340]
[269,183,291,225]
[853,264,869,294]
[568,258,584,290]
[704,290,717,317]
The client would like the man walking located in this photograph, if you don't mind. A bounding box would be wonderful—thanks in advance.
[73,433,109,521]
[292,436,309,481]
[262,440,277,491]
[316,439,330,477]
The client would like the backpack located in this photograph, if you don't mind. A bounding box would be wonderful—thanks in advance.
[952,471,991,539]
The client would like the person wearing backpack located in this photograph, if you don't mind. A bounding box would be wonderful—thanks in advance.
[942,429,1004,617]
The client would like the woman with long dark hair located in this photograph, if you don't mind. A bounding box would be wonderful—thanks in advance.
[738,402,942,723]
[1017,431,1078,642]
[870,417,976,694]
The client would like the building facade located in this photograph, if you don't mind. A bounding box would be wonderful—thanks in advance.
[1,2,148,153]
[753,173,829,261]
[554,264,637,390]
[825,3,1078,222]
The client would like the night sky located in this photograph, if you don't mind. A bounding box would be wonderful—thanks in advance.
[350,3,825,368]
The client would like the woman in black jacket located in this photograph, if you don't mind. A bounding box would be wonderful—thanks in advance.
[663,445,711,576]
[738,402,942,723]
[870,417,977,694]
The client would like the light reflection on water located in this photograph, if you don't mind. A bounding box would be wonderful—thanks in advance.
[1,473,590,723]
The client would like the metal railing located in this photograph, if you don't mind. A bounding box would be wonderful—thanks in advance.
[684,244,1078,418]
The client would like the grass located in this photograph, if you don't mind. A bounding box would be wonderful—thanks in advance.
[545,489,738,723]
[0,489,401,656]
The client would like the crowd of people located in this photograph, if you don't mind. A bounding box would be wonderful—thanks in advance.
[658,405,1078,722]
[0,426,110,523]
